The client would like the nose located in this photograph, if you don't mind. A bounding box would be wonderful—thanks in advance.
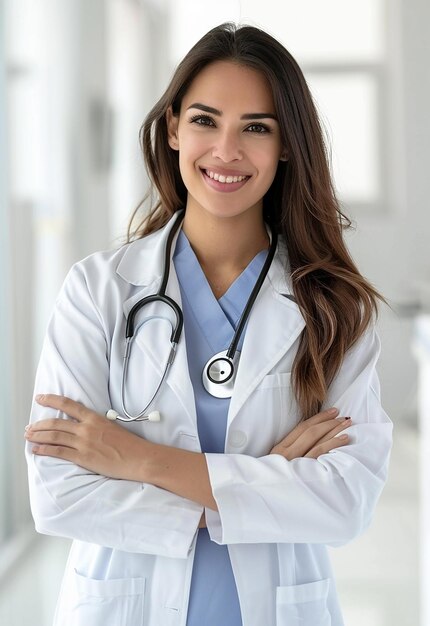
[211,129,243,162]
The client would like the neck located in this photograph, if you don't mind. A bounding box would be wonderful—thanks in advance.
[182,209,269,272]
[181,206,270,299]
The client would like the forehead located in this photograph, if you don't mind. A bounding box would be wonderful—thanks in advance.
[182,61,275,113]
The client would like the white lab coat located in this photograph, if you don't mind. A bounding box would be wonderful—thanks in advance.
[26,215,393,626]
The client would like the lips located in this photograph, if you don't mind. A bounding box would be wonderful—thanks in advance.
[200,167,251,193]
[199,168,251,193]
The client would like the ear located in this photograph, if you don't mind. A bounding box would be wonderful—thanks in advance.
[166,106,180,150]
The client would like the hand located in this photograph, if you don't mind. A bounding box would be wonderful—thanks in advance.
[25,394,150,481]
[270,408,351,460]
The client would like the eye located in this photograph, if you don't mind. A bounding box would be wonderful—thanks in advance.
[189,114,215,127]
[245,123,272,134]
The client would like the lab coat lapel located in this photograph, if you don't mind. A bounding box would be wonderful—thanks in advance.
[228,253,306,423]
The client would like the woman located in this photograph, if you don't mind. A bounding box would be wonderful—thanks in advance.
[25,23,393,626]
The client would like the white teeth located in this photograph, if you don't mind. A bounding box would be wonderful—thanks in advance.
[205,170,248,184]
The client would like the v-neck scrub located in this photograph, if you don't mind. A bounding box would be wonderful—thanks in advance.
[173,231,268,626]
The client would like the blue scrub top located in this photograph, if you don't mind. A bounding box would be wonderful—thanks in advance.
[173,231,268,626]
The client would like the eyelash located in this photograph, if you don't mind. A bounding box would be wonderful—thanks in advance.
[188,114,272,134]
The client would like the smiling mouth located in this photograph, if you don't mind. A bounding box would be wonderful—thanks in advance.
[201,168,251,184]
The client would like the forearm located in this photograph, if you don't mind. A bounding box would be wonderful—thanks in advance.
[142,440,218,512]
[26,394,217,514]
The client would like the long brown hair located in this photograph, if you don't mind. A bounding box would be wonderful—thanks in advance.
[128,22,384,420]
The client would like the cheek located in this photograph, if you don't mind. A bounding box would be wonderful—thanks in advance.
[178,153,201,191]
[252,142,281,171]
[255,153,280,187]
[178,132,210,161]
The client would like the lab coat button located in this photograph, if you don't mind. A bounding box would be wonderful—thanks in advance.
[228,430,247,447]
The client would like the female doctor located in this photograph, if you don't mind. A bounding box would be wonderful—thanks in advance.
[25,23,392,626]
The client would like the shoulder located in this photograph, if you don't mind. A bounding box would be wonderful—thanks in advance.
[65,227,164,291]
[328,323,382,396]
[59,245,130,303]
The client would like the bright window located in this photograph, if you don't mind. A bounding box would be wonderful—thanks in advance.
[307,71,381,204]
[250,0,386,210]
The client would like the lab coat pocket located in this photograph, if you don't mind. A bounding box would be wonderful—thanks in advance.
[72,569,146,625]
[254,372,292,416]
[243,372,292,455]
[257,372,292,419]
[276,578,331,626]
[258,372,291,390]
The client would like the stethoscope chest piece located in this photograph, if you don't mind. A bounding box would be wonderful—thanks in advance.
[202,350,240,398]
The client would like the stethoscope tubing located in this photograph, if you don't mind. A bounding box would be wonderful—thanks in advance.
[120,212,184,420]
[121,337,177,421]
[125,212,185,340]
[118,210,278,419]
[126,294,183,343]
[225,229,278,359]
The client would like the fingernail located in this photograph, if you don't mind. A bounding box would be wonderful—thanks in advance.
[339,434,349,440]
[25,425,30,431]
[35,394,44,402]
[344,417,352,422]
[327,408,338,415]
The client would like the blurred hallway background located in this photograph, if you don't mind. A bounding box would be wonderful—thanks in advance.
[1,0,427,623]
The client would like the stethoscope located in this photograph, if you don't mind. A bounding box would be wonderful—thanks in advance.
[106,211,277,423]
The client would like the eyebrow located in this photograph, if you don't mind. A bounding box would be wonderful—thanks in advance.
[187,102,278,121]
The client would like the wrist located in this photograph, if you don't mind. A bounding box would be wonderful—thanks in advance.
[136,441,218,510]
[137,438,157,483]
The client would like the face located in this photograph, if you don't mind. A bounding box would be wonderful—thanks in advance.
[167,61,286,222]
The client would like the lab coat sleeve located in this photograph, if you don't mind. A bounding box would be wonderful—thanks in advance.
[204,326,393,545]
[25,262,202,558]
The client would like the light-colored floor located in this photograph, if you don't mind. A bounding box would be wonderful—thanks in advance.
[0,424,419,626]
[330,423,419,626]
